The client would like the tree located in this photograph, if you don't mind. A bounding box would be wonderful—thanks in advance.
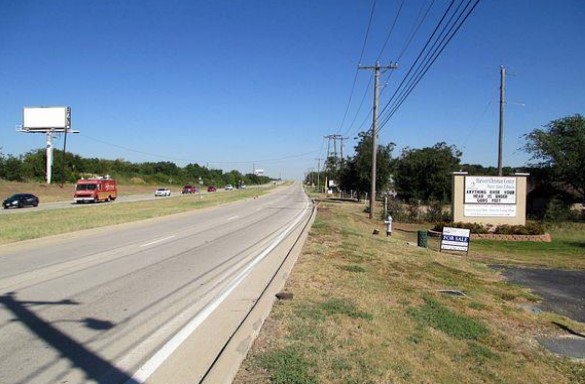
[338,131,395,199]
[523,114,585,199]
[0,153,24,181]
[394,142,462,203]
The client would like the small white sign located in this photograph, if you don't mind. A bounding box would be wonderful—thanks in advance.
[441,227,471,253]
[464,204,517,217]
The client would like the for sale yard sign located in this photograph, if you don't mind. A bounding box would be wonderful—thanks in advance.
[440,227,471,254]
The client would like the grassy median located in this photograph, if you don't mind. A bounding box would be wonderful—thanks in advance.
[0,185,272,245]
[234,199,585,384]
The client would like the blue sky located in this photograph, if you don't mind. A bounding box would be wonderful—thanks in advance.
[1,0,583,180]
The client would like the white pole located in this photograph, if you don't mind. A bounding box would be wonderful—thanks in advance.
[46,131,54,184]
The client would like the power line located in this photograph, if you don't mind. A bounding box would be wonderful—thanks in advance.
[344,0,436,139]
[336,0,378,136]
[378,0,481,132]
[376,0,459,129]
[396,0,437,63]
[375,0,405,61]
[343,0,405,138]
[79,133,321,166]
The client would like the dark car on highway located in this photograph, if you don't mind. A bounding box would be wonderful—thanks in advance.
[207,186,217,192]
[2,193,39,209]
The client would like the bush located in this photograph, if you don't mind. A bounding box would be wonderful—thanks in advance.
[424,200,451,222]
[433,222,545,235]
[493,223,545,235]
[384,199,421,222]
[432,222,489,234]
[544,197,582,222]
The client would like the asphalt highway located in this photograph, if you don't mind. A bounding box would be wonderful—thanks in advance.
[0,182,313,384]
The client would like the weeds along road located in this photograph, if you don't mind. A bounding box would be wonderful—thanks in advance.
[0,182,313,384]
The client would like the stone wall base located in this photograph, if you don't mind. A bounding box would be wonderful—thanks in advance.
[470,233,552,242]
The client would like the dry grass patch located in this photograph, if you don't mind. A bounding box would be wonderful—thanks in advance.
[234,200,585,384]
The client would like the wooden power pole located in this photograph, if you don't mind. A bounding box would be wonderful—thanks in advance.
[498,65,506,176]
[359,62,398,219]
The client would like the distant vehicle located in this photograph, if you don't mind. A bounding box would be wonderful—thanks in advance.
[207,186,217,192]
[155,188,171,197]
[182,185,198,194]
[239,184,247,190]
[74,177,117,203]
[3,193,39,209]
[224,184,233,191]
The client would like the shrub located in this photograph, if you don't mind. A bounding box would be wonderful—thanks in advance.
[432,222,489,234]
[493,223,545,235]
[384,199,420,222]
[424,200,447,223]
[544,197,582,222]
[433,222,545,235]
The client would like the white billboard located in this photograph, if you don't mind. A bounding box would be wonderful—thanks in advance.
[23,107,70,130]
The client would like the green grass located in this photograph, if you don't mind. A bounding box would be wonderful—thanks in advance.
[258,346,318,384]
[471,224,585,269]
[338,264,366,273]
[320,298,373,320]
[400,222,585,269]
[407,295,490,340]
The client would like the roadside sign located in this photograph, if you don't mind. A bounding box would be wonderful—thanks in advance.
[440,227,471,254]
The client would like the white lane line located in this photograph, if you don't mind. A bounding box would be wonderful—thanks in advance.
[125,200,311,384]
[139,235,176,248]
[227,215,239,221]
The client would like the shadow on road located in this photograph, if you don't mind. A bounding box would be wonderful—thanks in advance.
[0,292,138,384]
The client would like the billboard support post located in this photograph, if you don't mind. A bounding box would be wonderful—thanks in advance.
[18,106,77,184]
[46,131,54,184]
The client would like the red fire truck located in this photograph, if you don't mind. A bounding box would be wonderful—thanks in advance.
[74,177,117,203]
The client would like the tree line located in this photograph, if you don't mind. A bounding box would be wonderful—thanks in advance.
[0,148,273,187]
[305,114,585,220]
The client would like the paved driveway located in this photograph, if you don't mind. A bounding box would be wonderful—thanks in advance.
[498,267,585,323]
[497,267,585,359]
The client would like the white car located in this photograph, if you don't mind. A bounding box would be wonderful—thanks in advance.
[225,184,233,191]
[154,188,171,197]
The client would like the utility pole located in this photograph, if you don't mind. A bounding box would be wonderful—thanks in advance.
[324,134,348,172]
[498,65,505,176]
[315,158,322,193]
[359,61,398,219]
[339,136,348,164]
